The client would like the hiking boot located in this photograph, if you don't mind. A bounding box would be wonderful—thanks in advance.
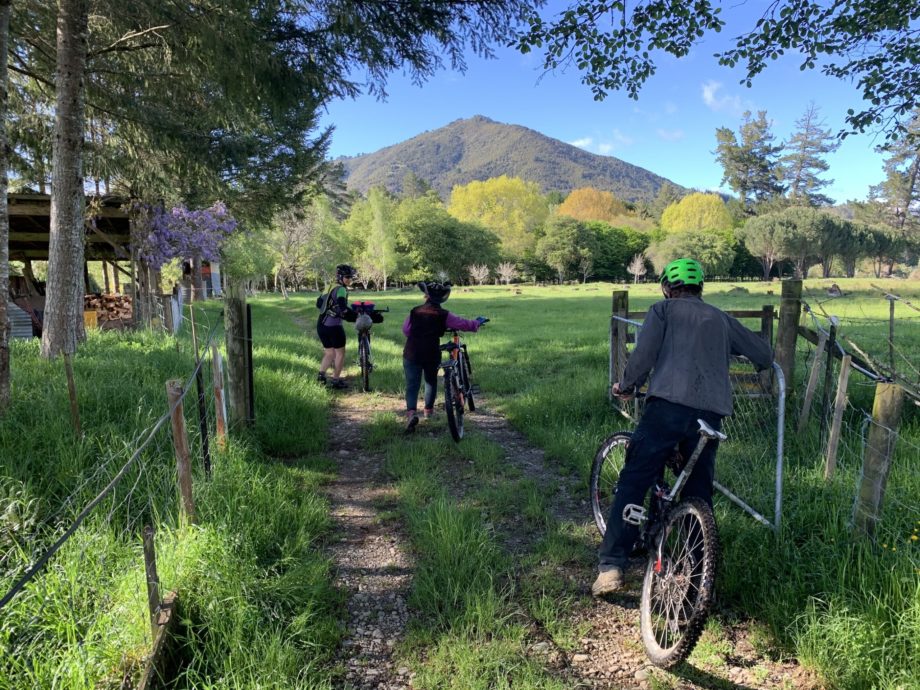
[330,378,348,390]
[316,372,327,384]
[405,412,420,434]
[423,408,435,420]
[592,566,625,596]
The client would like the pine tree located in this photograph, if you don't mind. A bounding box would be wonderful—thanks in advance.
[868,114,920,274]
[780,103,840,206]
[715,111,783,210]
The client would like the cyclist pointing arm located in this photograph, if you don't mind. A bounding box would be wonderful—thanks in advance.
[402,281,486,433]
[595,258,772,596]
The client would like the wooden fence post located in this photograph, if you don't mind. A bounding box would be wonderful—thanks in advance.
[819,321,839,440]
[798,329,828,434]
[211,344,227,450]
[775,279,802,389]
[824,355,852,480]
[760,304,775,391]
[610,290,628,400]
[887,295,896,375]
[166,380,196,523]
[246,303,255,423]
[852,382,905,538]
[188,307,211,476]
[224,279,251,427]
[142,525,161,640]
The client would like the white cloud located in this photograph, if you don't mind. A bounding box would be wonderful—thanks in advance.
[568,137,593,148]
[612,129,634,146]
[596,129,634,155]
[656,128,685,142]
[665,101,678,115]
[701,80,746,115]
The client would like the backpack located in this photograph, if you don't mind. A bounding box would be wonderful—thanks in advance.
[317,286,348,321]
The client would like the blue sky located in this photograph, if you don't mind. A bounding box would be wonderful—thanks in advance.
[320,2,889,204]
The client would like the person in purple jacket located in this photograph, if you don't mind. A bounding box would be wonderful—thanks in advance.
[402,281,487,433]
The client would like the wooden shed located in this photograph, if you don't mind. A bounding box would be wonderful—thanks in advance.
[9,193,132,262]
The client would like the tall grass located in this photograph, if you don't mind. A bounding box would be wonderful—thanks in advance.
[0,296,341,689]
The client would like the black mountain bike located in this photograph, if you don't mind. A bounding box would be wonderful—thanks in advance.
[439,322,487,442]
[590,418,727,668]
[351,301,387,392]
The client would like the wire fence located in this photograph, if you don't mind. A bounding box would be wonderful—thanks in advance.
[793,301,919,560]
[0,309,229,686]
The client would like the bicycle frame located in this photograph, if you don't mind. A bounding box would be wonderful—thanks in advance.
[623,420,727,527]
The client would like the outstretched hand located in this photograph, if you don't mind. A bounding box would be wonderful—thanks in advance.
[612,382,634,400]
[475,316,489,326]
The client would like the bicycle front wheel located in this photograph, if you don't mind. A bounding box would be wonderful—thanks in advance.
[459,350,475,411]
[359,336,370,392]
[590,432,632,537]
[640,497,719,669]
[444,368,464,442]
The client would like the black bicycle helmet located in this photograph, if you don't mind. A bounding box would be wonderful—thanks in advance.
[419,280,451,305]
[336,264,357,282]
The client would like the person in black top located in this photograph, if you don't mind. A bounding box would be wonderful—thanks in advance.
[316,264,356,389]
[401,281,486,433]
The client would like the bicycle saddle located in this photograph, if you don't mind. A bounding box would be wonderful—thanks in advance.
[697,419,727,441]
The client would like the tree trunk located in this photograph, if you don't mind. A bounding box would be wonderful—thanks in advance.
[191,256,204,302]
[224,278,251,427]
[0,0,11,412]
[41,0,89,359]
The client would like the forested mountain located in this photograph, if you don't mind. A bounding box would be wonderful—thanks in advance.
[338,115,682,202]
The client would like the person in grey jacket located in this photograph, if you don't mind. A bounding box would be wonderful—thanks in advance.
[593,257,773,596]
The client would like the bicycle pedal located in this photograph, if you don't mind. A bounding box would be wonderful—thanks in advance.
[623,504,648,525]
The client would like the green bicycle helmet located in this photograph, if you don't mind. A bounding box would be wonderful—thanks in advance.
[660,257,704,288]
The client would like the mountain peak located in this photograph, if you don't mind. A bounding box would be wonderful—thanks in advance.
[340,118,682,202]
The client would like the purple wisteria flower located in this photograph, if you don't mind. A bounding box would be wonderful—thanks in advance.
[133,201,238,269]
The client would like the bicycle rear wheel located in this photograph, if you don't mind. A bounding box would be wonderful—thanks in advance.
[640,497,719,669]
[359,336,370,392]
[444,368,464,442]
[590,432,632,537]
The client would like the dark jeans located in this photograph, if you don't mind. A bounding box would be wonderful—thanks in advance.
[404,357,439,411]
[598,398,723,569]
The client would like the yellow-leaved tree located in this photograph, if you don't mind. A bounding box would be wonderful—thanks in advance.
[556,187,628,223]
[448,175,549,257]
[660,192,733,233]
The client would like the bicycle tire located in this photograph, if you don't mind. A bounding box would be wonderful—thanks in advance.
[444,368,464,442]
[459,350,475,411]
[590,432,632,537]
[640,497,719,669]
[359,336,370,392]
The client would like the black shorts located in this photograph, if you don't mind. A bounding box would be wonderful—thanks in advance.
[317,322,346,349]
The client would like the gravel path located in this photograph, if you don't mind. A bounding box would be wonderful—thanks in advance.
[326,398,414,690]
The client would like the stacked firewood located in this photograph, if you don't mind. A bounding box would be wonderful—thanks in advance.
[84,294,133,329]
